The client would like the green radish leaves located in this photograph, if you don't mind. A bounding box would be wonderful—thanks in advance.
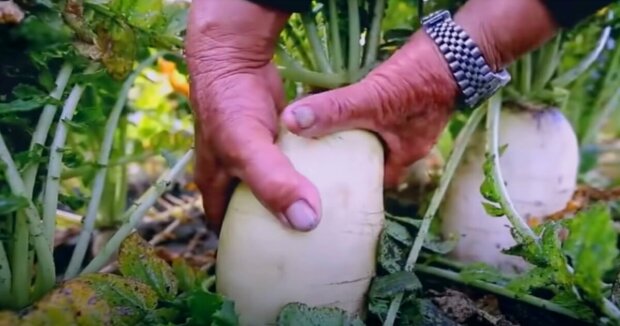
[550,290,598,322]
[0,194,29,216]
[479,144,509,217]
[378,215,458,273]
[458,262,511,286]
[563,203,619,305]
[493,203,619,321]
[0,233,239,325]
[118,232,179,300]
[369,271,422,299]
[276,303,365,326]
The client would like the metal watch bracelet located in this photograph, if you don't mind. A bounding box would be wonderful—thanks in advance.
[421,10,511,110]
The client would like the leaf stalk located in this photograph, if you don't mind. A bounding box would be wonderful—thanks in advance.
[383,105,487,326]
[80,149,194,275]
[64,52,164,280]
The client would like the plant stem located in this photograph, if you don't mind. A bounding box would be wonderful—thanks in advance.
[0,241,11,308]
[277,66,347,89]
[7,63,74,307]
[486,93,538,243]
[347,0,361,81]
[519,53,532,94]
[552,25,612,88]
[532,34,562,92]
[415,265,588,322]
[64,53,162,280]
[363,0,386,68]
[595,34,620,110]
[10,211,29,308]
[300,11,333,74]
[41,64,96,250]
[276,45,347,88]
[583,88,620,146]
[23,63,74,196]
[283,23,315,70]
[327,0,344,72]
[113,118,129,223]
[383,105,487,326]
[602,298,620,323]
[419,252,469,271]
[60,151,156,180]
[0,134,55,299]
[80,149,194,275]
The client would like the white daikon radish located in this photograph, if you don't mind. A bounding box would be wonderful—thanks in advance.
[215,128,385,325]
[439,105,579,273]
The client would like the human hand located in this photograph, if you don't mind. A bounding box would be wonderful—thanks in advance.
[185,0,321,233]
[280,31,461,187]
[280,0,560,187]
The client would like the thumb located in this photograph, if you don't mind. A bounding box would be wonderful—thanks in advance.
[280,80,382,138]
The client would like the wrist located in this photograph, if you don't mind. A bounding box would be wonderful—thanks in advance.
[363,30,460,116]
[453,0,559,70]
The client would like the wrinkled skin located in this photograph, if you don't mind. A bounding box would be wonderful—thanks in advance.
[185,0,558,233]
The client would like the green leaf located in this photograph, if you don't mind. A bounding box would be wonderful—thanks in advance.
[385,212,422,229]
[377,230,406,273]
[0,195,29,216]
[551,290,597,322]
[68,105,107,130]
[479,166,500,204]
[94,19,137,80]
[459,262,510,286]
[384,220,413,246]
[59,193,89,212]
[13,144,47,172]
[369,271,421,299]
[506,267,556,294]
[539,222,572,287]
[502,227,546,266]
[0,99,48,115]
[563,203,619,305]
[118,233,178,300]
[482,202,505,217]
[0,82,60,115]
[423,233,457,254]
[12,84,48,100]
[479,146,508,205]
[80,273,158,324]
[183,288,238,326]
[161,2,188,35]
[212,300,240,326]
[276,303,365,326]
[172,258,206,293]
[19,273,158,325]
[110,0,165,30]
[59,147,86,169]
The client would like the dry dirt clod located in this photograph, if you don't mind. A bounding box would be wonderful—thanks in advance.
[0,1,24,24]
[431,289,480,323]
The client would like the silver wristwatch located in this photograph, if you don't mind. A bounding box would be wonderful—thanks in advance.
[421,10,511,109]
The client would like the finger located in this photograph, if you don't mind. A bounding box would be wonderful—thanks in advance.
[229,130,322,232]
[279,80,381,138]
[200,170,235,234]
[262,64,288,112]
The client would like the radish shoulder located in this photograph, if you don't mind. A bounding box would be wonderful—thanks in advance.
[215,128,385,325]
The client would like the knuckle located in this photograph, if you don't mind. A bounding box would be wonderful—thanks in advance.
[364,73,415,123]
[258,172,298,208]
